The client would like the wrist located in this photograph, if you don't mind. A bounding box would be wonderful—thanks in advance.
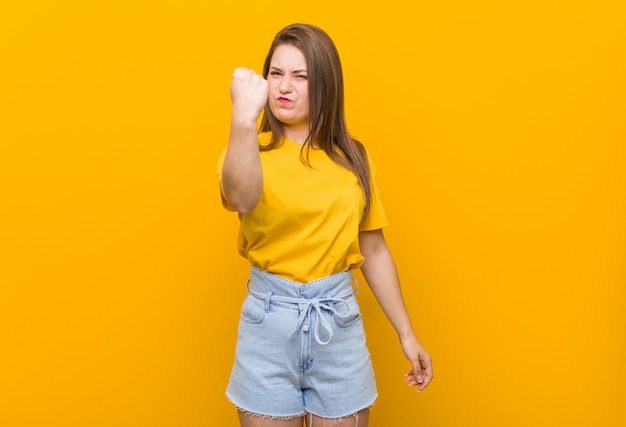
[231,109,261,128]
[398,329,417,342]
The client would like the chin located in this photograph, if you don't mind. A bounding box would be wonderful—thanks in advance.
[275,114,297,124]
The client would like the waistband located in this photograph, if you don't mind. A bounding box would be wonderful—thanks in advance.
[246,267,359,345]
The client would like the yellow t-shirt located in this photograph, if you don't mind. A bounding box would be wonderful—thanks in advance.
[217,133,390,283]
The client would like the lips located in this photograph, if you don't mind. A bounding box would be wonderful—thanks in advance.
[277,97,291,104]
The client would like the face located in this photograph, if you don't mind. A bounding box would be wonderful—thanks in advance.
[267,44,309,133]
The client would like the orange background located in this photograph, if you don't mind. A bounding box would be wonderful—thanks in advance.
[1,1,625,426]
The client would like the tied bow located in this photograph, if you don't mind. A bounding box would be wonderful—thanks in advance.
[289,296,353,345]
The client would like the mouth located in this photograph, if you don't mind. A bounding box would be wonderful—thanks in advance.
[277,97,291,104]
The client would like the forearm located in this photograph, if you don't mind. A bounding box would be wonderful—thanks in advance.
[221,67,268,214]
[220,115,263,214]
[360,247,416,340]
[359,230,433,390]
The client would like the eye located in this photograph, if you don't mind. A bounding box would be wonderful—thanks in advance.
[269,71,282,77]
[296,74,308,80]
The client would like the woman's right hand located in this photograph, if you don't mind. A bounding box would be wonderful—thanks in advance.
[230,67,269,122]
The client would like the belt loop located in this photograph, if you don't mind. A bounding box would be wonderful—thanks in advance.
[352,277,359,295]
[264,290,273,312]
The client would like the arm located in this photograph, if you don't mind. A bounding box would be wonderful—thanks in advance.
[359,228,433,392]
[220,68,268,214]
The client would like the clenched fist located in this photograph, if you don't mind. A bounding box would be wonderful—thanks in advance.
[230,67,269,122]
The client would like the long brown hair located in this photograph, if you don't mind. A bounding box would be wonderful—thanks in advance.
[259,23,372,218]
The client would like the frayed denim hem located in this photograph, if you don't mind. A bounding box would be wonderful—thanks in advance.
[227,393,306,420]
[227,392,375,425]
[240,409,307,421]
[306,403,375,426]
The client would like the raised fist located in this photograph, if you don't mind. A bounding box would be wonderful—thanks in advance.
[230,67,269,121]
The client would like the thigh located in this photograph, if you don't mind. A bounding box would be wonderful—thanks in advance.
[238,411,304,427]
[305,408,369,427]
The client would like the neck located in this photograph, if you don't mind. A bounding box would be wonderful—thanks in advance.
[283,125,309,145]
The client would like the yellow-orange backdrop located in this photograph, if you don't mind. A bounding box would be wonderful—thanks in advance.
[1,1,625,426]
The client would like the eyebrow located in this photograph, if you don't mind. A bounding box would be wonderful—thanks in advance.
[269,66,308,73]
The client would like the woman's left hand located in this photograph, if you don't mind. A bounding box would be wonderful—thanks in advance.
[401,334,433,392]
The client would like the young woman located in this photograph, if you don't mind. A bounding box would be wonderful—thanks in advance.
[217,23,433,427]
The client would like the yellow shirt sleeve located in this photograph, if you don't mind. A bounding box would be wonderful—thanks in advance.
[359,151,391,231]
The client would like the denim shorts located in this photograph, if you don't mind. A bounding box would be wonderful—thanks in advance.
[226,267,378,419]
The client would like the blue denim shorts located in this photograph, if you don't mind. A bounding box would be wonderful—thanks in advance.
[226,267,378,419]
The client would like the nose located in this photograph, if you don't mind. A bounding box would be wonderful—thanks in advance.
[278,76,292,93]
